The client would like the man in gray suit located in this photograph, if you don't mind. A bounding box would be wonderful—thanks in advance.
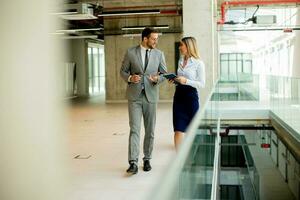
[120,27,167,174]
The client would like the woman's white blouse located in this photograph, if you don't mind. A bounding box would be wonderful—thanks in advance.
[177,57,205,91]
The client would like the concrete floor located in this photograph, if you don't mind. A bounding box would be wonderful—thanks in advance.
[66,96,176,200]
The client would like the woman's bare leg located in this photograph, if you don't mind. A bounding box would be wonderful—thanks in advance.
[174,131,184,152]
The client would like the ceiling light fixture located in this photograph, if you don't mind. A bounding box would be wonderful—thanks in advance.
[98,9,160,17]
[123,33,162,38]
[56,28,103,33]
[50,11,78,15]
[62,35,98,39]
[50,32,65,35]
[60,14,97,20]
[121,25,169,31]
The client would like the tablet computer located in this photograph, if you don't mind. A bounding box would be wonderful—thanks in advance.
[163,73,177,79]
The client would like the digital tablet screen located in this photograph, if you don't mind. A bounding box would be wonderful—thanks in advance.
[163,73,177,79]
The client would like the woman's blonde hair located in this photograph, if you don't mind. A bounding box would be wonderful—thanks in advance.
[181,37,200,59]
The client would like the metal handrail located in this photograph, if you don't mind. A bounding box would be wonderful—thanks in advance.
[210,118,221,200]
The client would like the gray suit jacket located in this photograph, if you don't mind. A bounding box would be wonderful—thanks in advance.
[120,45,167,103]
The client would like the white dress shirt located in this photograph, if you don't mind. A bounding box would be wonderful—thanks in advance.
[177,56,205,91]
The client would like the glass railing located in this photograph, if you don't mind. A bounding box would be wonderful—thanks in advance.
[151,73,300,200]
[268,75,300,142]
[150,81,221,200]
[211,73,260,101]
[211,73,300,141]
[219,130,259,200]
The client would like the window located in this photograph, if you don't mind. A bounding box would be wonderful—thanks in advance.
[220,53,253,82]
[88,43,105,95]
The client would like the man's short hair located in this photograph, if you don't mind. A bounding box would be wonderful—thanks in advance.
[141,27,159,41]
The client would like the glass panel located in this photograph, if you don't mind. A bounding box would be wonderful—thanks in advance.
[99,48,105,94]
[237,53,242,60]
[93,47,100,93]
[229,61,237,81]
[220,53,253,83]
[243,61,252,73]
[221,53,228,60]
[151,80,220,200]
[88,44,105,95]
[220,61,229,81]
[152,72,300,200]
[237,61,242,73]
[269,76,300,141]
[229,54,236,60]
[243,53,252,60]
[179,133,215,199]
[88,47,93,94]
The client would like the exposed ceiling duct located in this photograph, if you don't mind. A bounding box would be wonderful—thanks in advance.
[59,3,98,20]
[218,0,300,25]
[53,2,104,40]
[101,3,182,35]
[98,9,161,17]
[52,1,182,39]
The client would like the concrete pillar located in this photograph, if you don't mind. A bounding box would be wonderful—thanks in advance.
[292,8,300,78]
[183,0,219,106]
[71,40,89,97]
[0,1,67,200]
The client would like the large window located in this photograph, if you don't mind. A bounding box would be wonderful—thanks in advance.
[252,41,293,77]
[220,53,252,82]
[88,43,105,95]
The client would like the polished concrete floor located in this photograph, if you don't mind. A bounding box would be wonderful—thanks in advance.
[66,96,175,200]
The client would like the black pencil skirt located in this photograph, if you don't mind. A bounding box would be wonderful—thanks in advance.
[173,84,199,132]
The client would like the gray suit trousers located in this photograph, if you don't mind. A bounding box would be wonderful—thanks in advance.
[128,92,157,164]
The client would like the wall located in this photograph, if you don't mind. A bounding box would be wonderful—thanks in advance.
[0,1,67,200]
[105,33,182,102]
[183,0,219,106]
[292,8,300,78]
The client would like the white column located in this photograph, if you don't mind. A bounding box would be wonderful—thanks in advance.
[292,8,300,77]
[0,1,67,200]
[183,0,219,105]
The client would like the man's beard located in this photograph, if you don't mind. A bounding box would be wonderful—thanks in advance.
[147,43,156,49]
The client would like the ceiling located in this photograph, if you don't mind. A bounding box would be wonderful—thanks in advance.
[55,0,299,39]
[55,0,182,39]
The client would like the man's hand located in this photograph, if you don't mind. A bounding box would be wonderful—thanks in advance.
[130,74,141,83]
[148,74,159,83]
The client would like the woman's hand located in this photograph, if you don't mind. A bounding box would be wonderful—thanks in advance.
[168,79,175,84]
[175,76,187,84]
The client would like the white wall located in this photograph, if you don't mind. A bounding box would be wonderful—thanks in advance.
[292,8,300,77]
[0,1,67,200]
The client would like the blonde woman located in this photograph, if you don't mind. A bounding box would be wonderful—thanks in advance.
[170,37,205,151]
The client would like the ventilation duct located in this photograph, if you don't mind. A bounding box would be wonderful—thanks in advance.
[59,3,97,20]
